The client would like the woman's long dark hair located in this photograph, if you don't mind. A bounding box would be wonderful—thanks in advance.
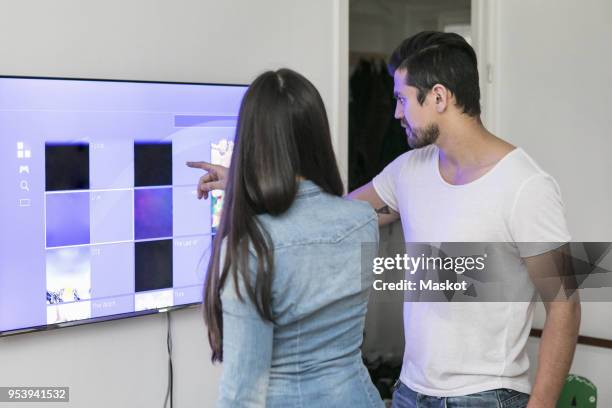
[204,69,344,362]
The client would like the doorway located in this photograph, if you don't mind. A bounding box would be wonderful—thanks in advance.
[348,1,473,403]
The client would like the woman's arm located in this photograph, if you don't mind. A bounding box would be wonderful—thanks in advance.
[186,161,399,226]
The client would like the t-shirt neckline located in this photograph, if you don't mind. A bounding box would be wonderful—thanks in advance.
[433,146,522,189]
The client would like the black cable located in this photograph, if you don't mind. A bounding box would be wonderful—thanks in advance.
[163,311,173,408]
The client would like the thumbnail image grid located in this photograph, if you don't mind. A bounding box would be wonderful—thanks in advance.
[43,134,232,325]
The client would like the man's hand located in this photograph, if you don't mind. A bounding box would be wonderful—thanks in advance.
[186,161,228,199]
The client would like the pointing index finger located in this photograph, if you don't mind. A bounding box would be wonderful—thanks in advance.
[186,161,215,171]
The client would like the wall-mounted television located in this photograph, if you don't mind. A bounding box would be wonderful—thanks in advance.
[0,75,247,336]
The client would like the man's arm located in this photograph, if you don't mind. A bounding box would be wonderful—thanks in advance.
[346,182,400,226]
[524,246,581,408]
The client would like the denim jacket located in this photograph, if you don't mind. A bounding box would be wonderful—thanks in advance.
[218,180,383,407]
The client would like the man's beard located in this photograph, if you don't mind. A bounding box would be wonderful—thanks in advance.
[406,123,440,149]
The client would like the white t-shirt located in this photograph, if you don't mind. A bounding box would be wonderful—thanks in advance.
[372,144,571,397]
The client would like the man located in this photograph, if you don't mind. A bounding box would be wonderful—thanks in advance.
[347,31,580,408]
[188,31,580,407]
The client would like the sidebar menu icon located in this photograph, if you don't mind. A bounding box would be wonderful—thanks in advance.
[17,141,32,208]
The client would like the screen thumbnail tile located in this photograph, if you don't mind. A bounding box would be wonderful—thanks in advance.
[173,235,211,288]
[135,239,173,292]
[45,143,90,191]
[134,188,173,240]
[210,139,233,233]
[90,242,134,299]
[134,142,172,187]
[46,191,90,248]
[173,186,210,237]
[90,189,133,244]
[90,139,134,189]
[46,246,91,304]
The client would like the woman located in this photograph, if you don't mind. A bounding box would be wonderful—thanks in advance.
[199,69,383,407]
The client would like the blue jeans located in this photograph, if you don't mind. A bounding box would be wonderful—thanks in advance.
[391,381,529,408]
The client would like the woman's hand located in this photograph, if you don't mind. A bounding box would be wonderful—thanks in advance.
[186,161,228,199]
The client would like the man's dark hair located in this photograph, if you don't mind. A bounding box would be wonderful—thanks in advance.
[388,31,481,117]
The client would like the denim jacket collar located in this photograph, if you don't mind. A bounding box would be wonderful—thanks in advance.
[296,179,321,198]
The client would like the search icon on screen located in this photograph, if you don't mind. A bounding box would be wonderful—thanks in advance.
[20,180,29,192]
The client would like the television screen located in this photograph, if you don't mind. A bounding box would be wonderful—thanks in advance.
[0,76,246,336]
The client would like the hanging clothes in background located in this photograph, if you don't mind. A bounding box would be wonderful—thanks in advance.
[349,58,409,192]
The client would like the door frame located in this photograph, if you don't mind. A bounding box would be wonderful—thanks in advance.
[471,0,500,133]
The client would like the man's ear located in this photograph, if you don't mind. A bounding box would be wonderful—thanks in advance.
[431,84,450,113]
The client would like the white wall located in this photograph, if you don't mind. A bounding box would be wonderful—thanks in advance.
[0,1,348,407]
[492,0,612,404]
[495,0,612,242]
